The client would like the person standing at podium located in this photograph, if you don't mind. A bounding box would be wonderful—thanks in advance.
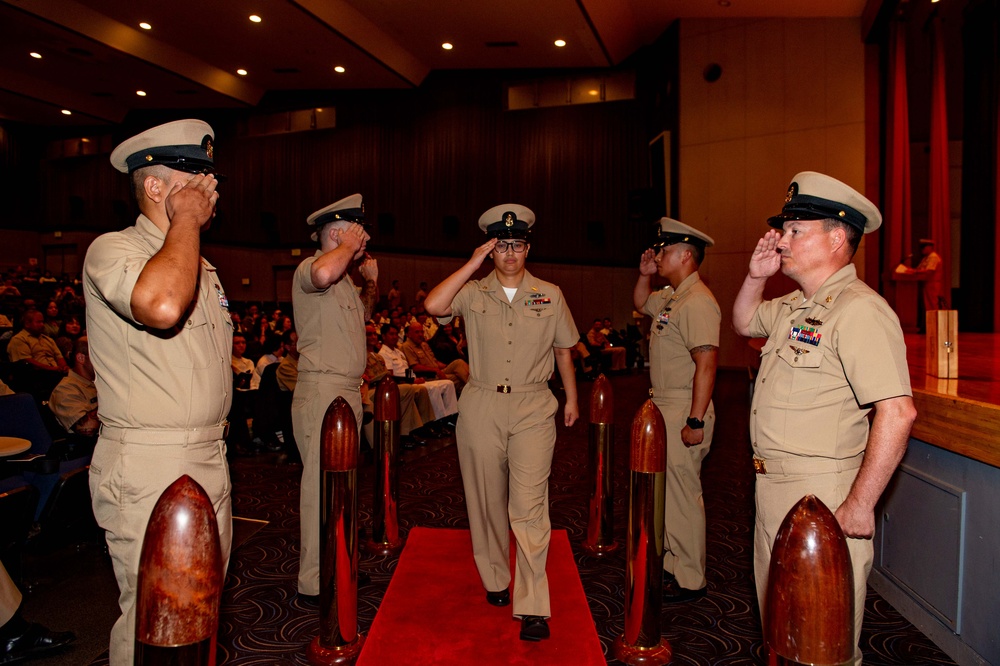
[733,171,917,664]
[424,204,579,643]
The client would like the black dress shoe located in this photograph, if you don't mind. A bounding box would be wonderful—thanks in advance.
[1,622,75,664]
[400,436,417,450]
[519,616,550,641]
[485,589,510,607]
[358,571,371,586]
[297,593,320,606]
[662,576,706,604]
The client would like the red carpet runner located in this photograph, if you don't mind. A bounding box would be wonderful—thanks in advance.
[357,527,605,665]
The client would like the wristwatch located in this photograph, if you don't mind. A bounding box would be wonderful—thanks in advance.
[686,417,705,430]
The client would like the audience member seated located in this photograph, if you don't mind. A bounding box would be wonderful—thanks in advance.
[54,315,84,366]
[47,336,98,455]
[401,322,469,392]
[587,318,626,373]
[228,333,256,455]
[251,333,283,390]
[379,324,458,420]
[0,561,75,663]
[247,315,277,367]
[275,330,299,393]
[429,321,466,364]
[41,301,61,339]
[6,310,67,400]
[364,326,439,449]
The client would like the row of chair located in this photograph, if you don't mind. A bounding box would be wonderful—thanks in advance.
[0,393,97,586]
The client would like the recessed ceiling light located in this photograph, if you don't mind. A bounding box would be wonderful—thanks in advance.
[442,42,453,50]
[249,14,262,23]
[334,66,346,73]
[718,0,731,6]
[554,39,566,47]
[139,22,152,30]
[588,89,598,96]
[136,90,147,97]
[237,68,248,76]
[61,109,72,115]
[29,52,42,59]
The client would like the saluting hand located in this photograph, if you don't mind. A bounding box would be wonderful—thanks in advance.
[748,229,782,279]
[359,255,378,281]
[638,249,658,276]
[165,173,219,227]
[469,238,498,269]
[336,222,367,255]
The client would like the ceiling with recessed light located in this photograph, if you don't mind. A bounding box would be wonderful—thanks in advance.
[0,0,868,127]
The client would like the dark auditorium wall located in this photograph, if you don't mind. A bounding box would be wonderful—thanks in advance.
[3,67,675,269]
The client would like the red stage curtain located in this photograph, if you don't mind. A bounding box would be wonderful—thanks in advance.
[929,16,952,308]
[885,19,913,275]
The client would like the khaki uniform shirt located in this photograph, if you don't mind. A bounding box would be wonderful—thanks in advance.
[291,251,365,382]
[400,339,439,369]
[747,264,911,461]
[642,271,720,393]
[7,330,63,368]
[83,214,233,428]
[49,370,98,432]
[442,269,577,385]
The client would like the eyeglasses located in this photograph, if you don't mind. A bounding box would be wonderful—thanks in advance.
[495,240,528,253]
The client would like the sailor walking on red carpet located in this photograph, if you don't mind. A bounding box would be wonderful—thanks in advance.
[424,204,580,642]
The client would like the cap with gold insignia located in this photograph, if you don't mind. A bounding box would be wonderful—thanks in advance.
[306,193,366,241]
[768,171,882,234]
[478,204,534,239]
[652,217,714,250]
[110,119,217,175]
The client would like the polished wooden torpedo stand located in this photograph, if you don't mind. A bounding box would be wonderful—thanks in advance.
[765,495,854,666]
[363,377,405,556]
[307,397,365,665]
[135,475,223,666]
[583,374,618,555]
[613,400,671,665]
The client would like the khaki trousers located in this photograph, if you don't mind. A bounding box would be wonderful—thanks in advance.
[291,375,362,595]
[754,464,871,666]
[89,432,232,666]
[455,383,557,618]
[0,561,21,627]
[653,395,714,590]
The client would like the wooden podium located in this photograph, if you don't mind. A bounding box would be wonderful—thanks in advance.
[890,272,923,333]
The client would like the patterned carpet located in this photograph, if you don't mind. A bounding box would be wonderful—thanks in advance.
[89,369,954,665]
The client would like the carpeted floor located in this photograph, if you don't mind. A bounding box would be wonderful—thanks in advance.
[20,369,955,665]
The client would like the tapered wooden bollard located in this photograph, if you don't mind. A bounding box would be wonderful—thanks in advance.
[612,400,671,665]
[135,475,223,666]
[307,397,365,665]
[766,495,854,666]
[582,374,617,555]
[363,377,405,556]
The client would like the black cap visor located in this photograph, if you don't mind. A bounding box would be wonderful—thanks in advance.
[767,194,865,232]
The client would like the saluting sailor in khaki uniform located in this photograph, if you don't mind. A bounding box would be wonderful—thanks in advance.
[291,194,378,600]
[633,218,720,603]
[85,119,231,666]
[733,172,916,665]
[424,204,579,643]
